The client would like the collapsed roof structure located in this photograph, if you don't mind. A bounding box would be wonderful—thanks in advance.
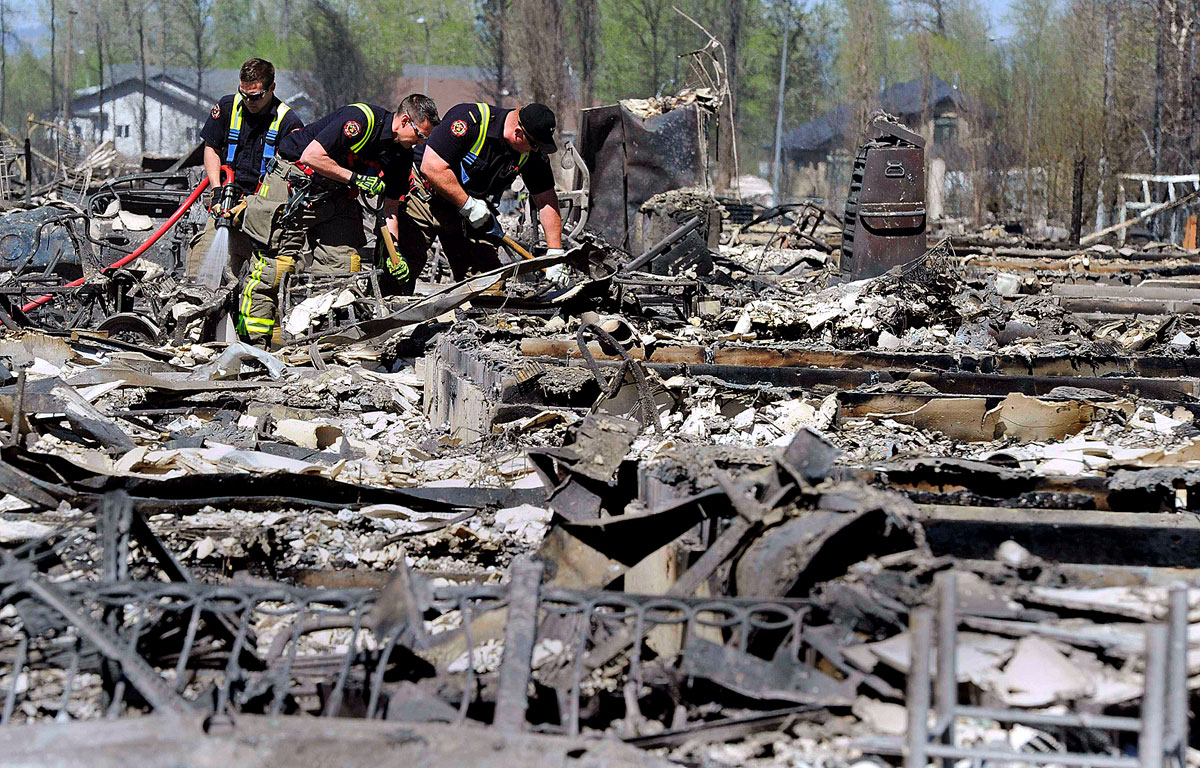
[0,93,1196,768]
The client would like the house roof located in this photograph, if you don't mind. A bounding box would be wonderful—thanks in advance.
[783,76,966,154]
[71,67,312,119]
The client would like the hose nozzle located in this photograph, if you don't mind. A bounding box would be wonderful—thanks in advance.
[214,165,239,229]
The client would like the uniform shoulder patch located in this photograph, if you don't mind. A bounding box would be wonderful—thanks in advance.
[451,119,468,137]
[211,104,221,119]
[343,120,362,138]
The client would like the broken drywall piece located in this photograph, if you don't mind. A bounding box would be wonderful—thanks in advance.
[987,636,1094,707]
[275,419,343,450]
[871,392,1105,443]
[851,696,907,735]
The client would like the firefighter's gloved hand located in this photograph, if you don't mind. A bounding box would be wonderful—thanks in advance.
[459,196,495,231]
[543,249,570,288]
[209,200,231,220]
[350,172,386,196]
[385,253,410,281]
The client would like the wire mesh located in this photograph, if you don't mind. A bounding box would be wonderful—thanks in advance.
[0,576,811,733]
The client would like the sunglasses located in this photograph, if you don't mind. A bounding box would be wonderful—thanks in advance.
[404,114,429,140]
[239,88,269,102]
[516,124,542,153]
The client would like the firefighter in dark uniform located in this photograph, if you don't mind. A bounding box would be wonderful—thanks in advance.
[237,94,439,344]
[394,102,564,294]
[185,57,303,279]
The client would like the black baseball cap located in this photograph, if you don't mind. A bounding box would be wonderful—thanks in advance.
[518,103,558,154]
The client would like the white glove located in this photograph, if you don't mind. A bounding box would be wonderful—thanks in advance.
[459,197,492,229]
[543,255,570,288]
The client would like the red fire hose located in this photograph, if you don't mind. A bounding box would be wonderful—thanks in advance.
[21,177,212,313]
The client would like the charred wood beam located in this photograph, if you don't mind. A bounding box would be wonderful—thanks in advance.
[523,339,1200,379]
[918,504,1200,567]
[0,456,72,509]
[955,245,1200,262]
[562,360,1199,401]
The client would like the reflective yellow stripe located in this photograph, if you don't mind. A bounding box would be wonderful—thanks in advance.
[242,318,275,330]
[348,103,375,154]
[269,103,290,134]
[469,103,490,157]
[239,255,265,320]
[516,151,529,169]
[230,93,244,132]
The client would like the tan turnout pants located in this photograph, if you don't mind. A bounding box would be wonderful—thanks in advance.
[392,172,503,295]
[235,157,366,344]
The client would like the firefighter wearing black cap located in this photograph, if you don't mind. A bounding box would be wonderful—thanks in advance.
[236,94,439,344]
[393,102,563,293]
[185,57,303,279]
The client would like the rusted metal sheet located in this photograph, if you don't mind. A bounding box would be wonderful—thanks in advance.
[579,104,708,254]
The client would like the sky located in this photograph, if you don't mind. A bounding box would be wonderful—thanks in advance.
[984,0,1017,39]
[5,0,1019,51]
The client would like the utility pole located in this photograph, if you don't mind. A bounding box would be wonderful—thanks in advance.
[49,0,57,116]
[0,1,8,127]
[97,22,104,143]
[64,5,75,123]
[771,6,790,204]
[416,16,431,94]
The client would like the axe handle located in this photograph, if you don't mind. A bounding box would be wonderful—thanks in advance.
[380,225,402,270]
[501,235,535,261]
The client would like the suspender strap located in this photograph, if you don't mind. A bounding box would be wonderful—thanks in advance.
[224,93,244,164]
[260,102,292,175]
[348,103,376,154]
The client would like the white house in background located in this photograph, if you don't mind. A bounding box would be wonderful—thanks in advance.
[67,67,312,161]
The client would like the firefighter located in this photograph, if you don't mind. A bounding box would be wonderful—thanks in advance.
[185,58,303,279]
[236,94,439,345]
[393,102,564,294]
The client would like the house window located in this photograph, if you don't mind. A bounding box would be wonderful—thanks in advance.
[115,124,131,138]
[934,116,958,144]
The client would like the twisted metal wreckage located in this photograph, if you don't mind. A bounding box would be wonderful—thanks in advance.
[0,105,1198,767]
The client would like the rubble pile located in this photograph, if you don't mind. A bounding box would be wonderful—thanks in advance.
[0,179,1199,767]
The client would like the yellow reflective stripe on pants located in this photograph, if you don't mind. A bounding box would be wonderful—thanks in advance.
[240,255,266,320]
[241,318,275,330]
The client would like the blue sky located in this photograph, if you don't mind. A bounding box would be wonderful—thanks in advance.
[6,0,1018,49]
[985,0,1017,39]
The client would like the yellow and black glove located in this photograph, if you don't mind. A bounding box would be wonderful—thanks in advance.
[350,172,386,196]
[385,252,410,281]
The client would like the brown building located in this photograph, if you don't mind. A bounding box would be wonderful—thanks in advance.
[390,65,578,133]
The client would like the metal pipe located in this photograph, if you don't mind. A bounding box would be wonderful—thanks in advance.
[494,556,545,731]
[934,572,958,767]
[905,607,934,768]
[7,365,24,447]
[1141,623,1169,768]
[22,137,30,206]
[924,744,1139,768]
[1166,586,1188,764]
[953,705,1141,733]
